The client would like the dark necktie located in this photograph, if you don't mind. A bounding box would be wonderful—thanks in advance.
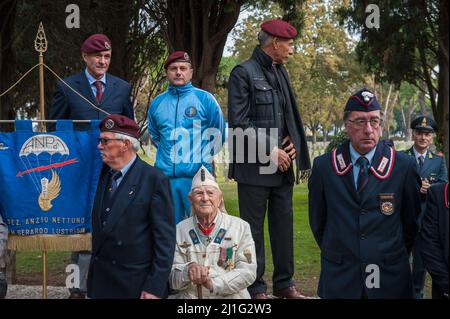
[95,81,103,103]
[108,170,122,197]
[356,156,369,193]
[418,155,424,170]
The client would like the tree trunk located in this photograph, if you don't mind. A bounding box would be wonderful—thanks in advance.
[157,0,243,93]
[418,80,427,115]
[0,0,17,130]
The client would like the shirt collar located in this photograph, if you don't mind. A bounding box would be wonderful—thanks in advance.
[349,143,376,165]
[85,68,106,86]
[412,147,427,159]
[117,154,137,177]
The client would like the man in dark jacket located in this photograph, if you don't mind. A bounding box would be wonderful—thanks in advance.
[50,34,134,123]
[227,19,311,299]
[308,89,421,298]
[405,115,448,299]
[87,114,175,299]
[419,182,449,299]
[49,34,134,299]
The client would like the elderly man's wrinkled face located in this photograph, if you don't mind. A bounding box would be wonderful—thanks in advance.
[98,131,126,167]
[272,38,294,64]
[189,186,221,217]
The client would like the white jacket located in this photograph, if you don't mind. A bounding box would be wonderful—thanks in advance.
[169,212,256,299]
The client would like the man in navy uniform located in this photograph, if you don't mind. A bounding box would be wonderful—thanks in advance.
[50,34,134,299]
[419,182,449,299]
[87,114,175,299]
[406,115,448,299]
[50,33,134,122]
[308,88,421,298]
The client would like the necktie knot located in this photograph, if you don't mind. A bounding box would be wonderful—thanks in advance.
[356,156,369,168]
[95,81,103,102]
[108,170,122,196]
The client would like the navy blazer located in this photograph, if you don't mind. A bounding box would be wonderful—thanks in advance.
[49,72,134,122]
[419,182,449,299]
[87,157,175,299]
[309,140,421,298]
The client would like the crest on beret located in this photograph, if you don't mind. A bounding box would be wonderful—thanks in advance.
[361,91,374,103]
[184,52,190,61]
[105,119,115,130]
[105,41,111,50]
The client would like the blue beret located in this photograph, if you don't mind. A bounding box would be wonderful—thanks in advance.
[345,89,381,112]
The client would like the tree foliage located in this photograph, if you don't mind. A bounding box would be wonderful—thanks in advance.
[339,0,449,162]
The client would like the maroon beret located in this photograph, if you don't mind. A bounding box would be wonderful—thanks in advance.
[100,114,139,139]
[81,34,112,53]
[261,19,297,39]
[164,51,191,69]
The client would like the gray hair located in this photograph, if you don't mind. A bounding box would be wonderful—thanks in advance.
[114,133,140,152]
[258,30,274,48]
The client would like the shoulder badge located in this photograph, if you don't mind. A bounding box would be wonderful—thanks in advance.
[213,228,227,244]
[189,229,200,245]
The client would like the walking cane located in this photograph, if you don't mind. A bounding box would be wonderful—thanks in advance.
[197,284,203,299]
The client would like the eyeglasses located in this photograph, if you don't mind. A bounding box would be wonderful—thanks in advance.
[98,138,124,145]
[347,118,382,129]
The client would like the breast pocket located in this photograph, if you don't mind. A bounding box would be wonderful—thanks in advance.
[253,83,274,120]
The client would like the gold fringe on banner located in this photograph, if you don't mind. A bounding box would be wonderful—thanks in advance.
[7,234,92,252]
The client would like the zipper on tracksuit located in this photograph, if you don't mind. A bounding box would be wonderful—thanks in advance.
[173,89,180,178]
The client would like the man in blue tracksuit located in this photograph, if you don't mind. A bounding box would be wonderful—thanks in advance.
[148,51,226,224]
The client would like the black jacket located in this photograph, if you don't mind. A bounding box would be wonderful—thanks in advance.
[419,182,449,299]
[227,46,310,187]
[87,157,175,299]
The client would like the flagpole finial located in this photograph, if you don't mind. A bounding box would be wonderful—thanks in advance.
[35,22,48,54]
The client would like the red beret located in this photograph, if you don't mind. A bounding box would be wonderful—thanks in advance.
[81,34,112,53]
[164,51,191,69]
[261,19,297,39]
[99,114,139,139]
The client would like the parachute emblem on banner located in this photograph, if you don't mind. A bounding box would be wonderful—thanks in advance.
[17,134,78,212]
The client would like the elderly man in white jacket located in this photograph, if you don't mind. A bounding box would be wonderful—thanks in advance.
[169,166,256,299]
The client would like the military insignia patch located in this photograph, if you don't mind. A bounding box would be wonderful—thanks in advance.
[105,119,115,129]
[105,41,111,50]
[189,229,200,245]
[179,241,191,249]
[214,228,227,244]
[379,193,395,215]
[184,106,198,118]
[377,157,389,174]
[361,91,374,103]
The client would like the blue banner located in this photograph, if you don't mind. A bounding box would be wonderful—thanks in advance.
[0,120,102,235]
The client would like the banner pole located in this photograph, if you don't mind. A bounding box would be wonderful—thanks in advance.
[35,21,49,299]
[42,251,47,299]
